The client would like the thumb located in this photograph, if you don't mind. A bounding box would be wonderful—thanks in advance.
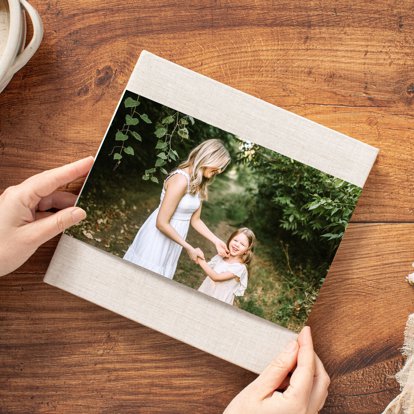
[26,206,87,246]
[252,340,299,399]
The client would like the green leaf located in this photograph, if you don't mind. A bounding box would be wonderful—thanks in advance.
[145,168,156,174]
[115,131,128,141]
[124,97,140,108]
[161,115,175,124]
[177,127,189,139]
[154,127,167,138]
[124,146,134,155]
[126,114,139,126]
[142,175,149,180]
[179,118,188,126]
[160,167,168,175]
[155,140,168,150]
[168,149,177,161]
[150,176,159,184]
[157,152,168,160]
[139,113,152,124]
[188,116,195,125]
[155,158,166,167]
[113,153,122,160]
[130,131,142,141]
[330,207,339,216]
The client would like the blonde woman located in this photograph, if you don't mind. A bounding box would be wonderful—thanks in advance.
[123,139,232,279]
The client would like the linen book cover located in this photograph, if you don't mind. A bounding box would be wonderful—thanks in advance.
[44,50,378,373]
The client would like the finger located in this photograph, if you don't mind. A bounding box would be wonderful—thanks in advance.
[16,156,94,209]
[34,211,54,220]
[37,191,78,211]
[283,326,315,406]
[276,373,291,391]
[23,207,87,246]
[307,353,330,413]
[250,339,298,399]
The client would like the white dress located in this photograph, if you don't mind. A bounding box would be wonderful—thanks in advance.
[123,169,201,279]
[198,255,248,305]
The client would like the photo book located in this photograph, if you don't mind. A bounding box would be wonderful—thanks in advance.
[44,50,379,374]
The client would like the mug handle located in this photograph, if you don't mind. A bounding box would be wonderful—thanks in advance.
[9,0,43,74]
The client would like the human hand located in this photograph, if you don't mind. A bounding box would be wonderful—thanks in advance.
[0,156,95,277]
[186,246,205,263]
[195,247,205,261]
[215,239,229,257]
[195,256,203,265]
[224,326,330,414]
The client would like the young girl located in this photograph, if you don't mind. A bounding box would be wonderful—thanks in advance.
[123,139,231,279]
[197,227,256,305]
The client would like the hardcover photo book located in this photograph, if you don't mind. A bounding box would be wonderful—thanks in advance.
[44,50,379,373]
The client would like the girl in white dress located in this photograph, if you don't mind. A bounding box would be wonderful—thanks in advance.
[123,139,231,279]
[197,227,256,305]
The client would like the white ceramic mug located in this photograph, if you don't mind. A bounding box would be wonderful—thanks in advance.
[0,0,43,93]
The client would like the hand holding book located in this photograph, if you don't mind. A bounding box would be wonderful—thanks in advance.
[224,327,330,414]
[0,156,93,277]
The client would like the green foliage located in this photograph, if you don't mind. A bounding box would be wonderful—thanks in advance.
[240,147,362,262]
[123,146,134,156]
[139,113,152,124]
[109,92,206,183]
[124,97,140,108]
[237,296,265,318]
[126,114,139,126]
[109,95,152,170]
[271,242,326,330]
[223,191,254,225]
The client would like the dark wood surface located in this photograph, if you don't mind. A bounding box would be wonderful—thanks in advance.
[1,1,413,412]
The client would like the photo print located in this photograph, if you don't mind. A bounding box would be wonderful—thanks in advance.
[66,91,362,332]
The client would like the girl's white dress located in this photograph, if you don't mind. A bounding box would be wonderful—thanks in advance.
[198,255,248,305]
[123,169,201,279]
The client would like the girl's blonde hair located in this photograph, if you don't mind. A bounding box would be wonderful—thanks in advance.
[177,139,231,200]
[227,227,256,266]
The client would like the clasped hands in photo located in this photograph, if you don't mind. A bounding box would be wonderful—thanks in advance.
[0,156,330,414]
[186,240,229,264]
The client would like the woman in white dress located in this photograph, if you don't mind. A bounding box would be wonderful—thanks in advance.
[197,227,256,305]
[123,139,231,279]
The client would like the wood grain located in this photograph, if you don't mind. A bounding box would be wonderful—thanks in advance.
[309,223,414,413]
[1,1,414,219]
[1,0,413,412]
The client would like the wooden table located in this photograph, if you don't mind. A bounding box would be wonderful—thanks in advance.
[1,1,413,412]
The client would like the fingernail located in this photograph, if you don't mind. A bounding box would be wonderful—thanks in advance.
[71,208,86,223]
[285,340,297,352]
[300,325,311,335]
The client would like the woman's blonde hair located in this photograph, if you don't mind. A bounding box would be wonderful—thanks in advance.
[227,227,256,266]
[177,139,231,200]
